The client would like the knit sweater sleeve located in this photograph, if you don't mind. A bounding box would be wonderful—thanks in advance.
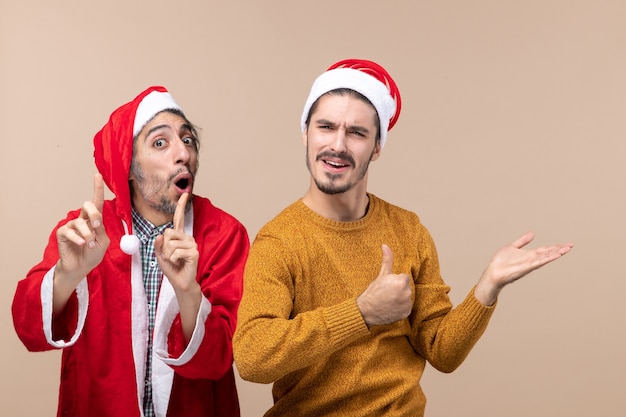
[409,225,496,373]
[233,232,370,384]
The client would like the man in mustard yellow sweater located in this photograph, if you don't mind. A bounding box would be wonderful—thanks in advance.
[233,59,573,416]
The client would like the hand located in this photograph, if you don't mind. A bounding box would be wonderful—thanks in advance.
[474,232,574,306]
[356,244,413,327]
[155,193,200,293]
[53,173,110,314]
[155,193,201,342]
[55,173,110,283]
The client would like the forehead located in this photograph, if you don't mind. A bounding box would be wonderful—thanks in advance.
[311,93,378,126]
[138,111,189,137]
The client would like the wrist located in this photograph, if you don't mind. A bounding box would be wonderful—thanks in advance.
[174,281,202,303]
[474,274,502,306]
[54,260,83,288]
[356,295,373,327]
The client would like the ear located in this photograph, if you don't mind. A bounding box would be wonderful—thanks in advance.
[302,129,308,147]
[370,141,382,161]
[127,176,137,194]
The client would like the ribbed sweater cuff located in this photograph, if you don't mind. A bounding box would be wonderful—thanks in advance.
[324,299,370,349]
[458,286,497,331]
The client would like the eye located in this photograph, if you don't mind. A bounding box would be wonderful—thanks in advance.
[182,136,196,146]
[350,130,365,137]
[153,138,166,148]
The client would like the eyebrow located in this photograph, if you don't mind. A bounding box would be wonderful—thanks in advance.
[144,124,171,140]
[315,118,371,135]
[143,123,194,140]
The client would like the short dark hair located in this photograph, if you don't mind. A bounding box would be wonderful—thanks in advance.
[304,88,381,144]
[129,109,200,199]
[132,109,200,155]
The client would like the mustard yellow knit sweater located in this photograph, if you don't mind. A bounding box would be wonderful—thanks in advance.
[233,194,495,416]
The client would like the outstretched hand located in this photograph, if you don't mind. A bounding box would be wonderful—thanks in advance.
[474,232,574,306]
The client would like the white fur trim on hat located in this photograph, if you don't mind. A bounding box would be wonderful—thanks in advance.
[133,90,182,137]
[300,67,396,148]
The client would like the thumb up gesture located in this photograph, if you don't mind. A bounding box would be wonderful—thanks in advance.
[356,245,413,327]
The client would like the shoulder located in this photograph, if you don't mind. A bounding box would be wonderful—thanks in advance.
[192,195,243,225]
[191,195,248,237]
[256,200,304,236]
[370,193,422,225]
[369,194,439,257]
[369,194,434,246]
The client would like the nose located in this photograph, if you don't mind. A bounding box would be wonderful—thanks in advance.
[173,136,191,165]
[330,128,348,153]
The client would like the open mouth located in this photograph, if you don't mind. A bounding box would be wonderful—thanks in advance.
[173,172,193,193]
[176,178,189,189]
[322,158,350,169]
[318,152,354,170]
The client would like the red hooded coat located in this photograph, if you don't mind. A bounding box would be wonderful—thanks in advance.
[12,87,249,417]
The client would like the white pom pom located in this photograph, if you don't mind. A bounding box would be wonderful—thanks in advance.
[120,234,140,255]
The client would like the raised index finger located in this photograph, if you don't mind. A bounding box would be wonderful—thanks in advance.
[93,173,105,213]
[173,192,189,232]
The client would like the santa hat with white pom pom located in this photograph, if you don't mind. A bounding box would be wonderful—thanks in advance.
[93,86,182,255]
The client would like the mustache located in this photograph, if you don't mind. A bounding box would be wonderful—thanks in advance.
[316,151,355,166]
[168,167,195,182]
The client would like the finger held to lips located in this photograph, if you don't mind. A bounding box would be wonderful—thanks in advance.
[174,193,189,231]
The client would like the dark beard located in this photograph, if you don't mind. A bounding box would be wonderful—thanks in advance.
[313,174,352,195]
[306,147,374,195]
[152,196,178,215]
[130,161,194,214]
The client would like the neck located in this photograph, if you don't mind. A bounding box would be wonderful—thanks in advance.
[131,199,174,227]
[302,181,370,222]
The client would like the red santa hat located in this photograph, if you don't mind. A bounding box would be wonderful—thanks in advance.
[300,58,402,148]
[93,86,182,255]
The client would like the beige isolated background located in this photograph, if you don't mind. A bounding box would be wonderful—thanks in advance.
[2,1,625,416]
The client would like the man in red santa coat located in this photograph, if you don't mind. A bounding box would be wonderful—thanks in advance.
[13,86,249,417]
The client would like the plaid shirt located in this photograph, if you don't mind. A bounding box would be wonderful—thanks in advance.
[132,208,173,417]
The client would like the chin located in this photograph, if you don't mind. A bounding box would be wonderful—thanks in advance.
[316,181,351,195]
